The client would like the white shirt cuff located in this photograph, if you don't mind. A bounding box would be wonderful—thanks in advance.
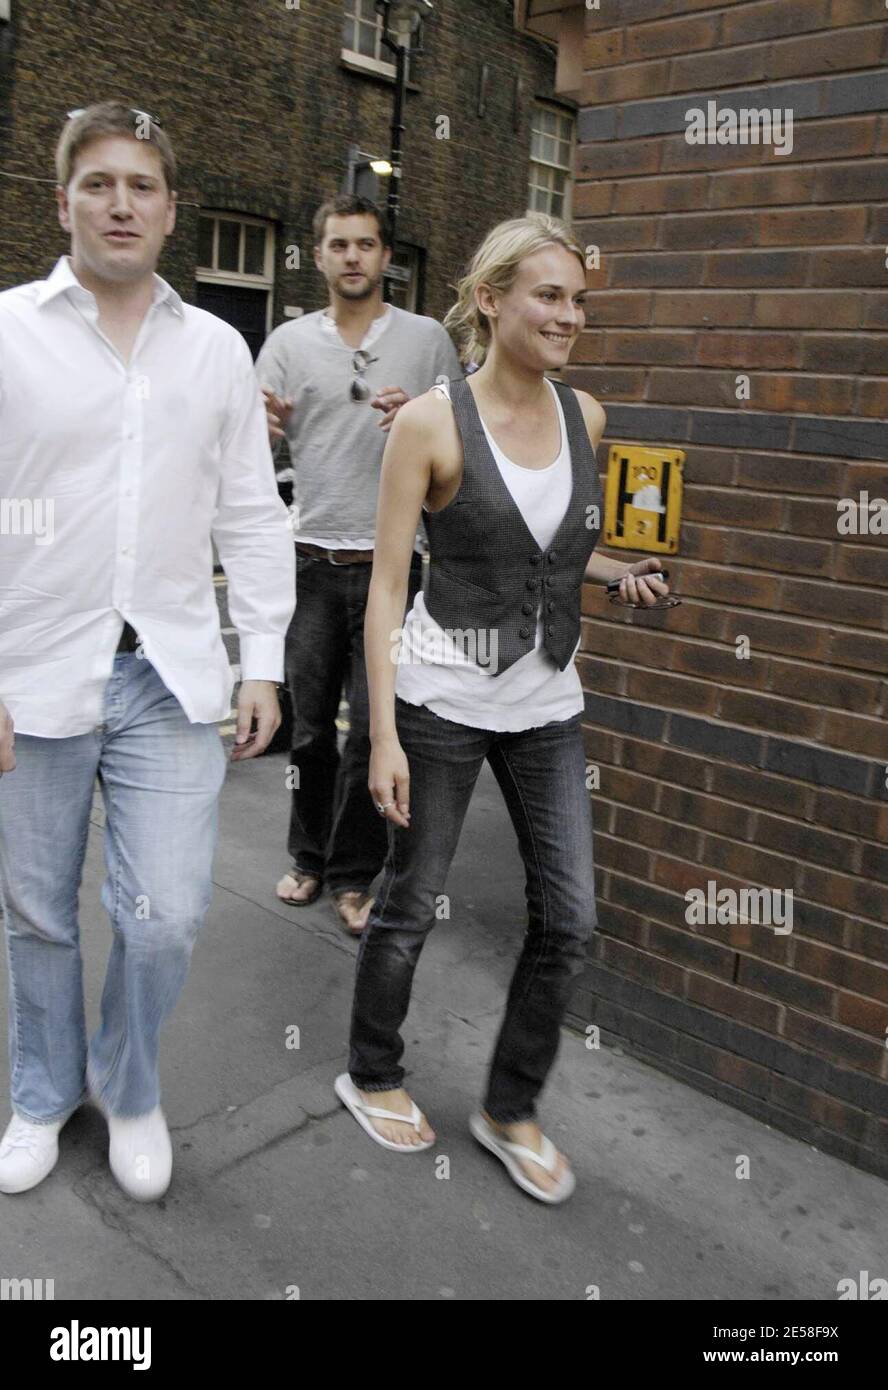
[239,635,285,684]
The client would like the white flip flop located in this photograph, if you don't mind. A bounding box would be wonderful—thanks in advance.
[469,1112,576,1205]
[334,1074,434,1154]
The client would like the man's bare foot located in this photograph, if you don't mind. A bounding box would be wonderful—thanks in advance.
[481,1111,570,1194]
[357,1087,435,1147]
[276,870,322,904]
[333,890,374,934]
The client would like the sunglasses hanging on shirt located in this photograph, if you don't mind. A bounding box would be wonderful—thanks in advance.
[350,350,379,402]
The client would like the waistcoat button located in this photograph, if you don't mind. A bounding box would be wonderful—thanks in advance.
[548,550,557,563]
[529,554,540,566]
[547,601,555,612]
[525,578,535,590]
[519,626,531,639]
[546,624,554,635]
[522,602,533,615]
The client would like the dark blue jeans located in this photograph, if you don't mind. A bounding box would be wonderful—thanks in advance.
[348,696,597,1123]
[285,551,423,894]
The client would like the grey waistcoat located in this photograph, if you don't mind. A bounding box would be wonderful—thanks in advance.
[423,376,604,676]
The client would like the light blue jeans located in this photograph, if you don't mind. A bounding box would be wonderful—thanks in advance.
[0,653,227,1123]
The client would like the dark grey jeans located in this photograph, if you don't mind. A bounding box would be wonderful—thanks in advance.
[348,696,598,1124]
[285,550,423,894]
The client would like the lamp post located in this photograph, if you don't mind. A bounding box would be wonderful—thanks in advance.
[375,0,433,302]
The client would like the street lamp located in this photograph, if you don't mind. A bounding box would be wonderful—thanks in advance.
[344,144,394,199]
[375,0,433,301]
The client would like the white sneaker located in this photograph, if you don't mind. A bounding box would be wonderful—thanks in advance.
[0,1114,63,1194]
[106,1106,172,1202]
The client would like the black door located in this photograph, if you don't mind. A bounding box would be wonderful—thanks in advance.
[195,282,269,360]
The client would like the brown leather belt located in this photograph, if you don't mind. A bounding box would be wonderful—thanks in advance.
[295,543,374,565]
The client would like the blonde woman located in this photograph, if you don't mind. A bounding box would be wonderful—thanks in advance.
[335,215,668,1203]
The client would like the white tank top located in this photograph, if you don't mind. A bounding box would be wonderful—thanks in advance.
[394,378,585,732]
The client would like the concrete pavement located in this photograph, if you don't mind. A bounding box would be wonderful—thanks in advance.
[1,743,885,1301]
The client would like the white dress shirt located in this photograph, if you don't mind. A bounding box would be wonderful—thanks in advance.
[0,256,295,738]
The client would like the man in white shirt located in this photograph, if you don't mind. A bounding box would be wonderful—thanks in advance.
[0,103,295,1201]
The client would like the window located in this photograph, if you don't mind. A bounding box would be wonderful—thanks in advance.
[528,104,575,220]
[342,0,388,62]
[196,213,275,359]
[341,0,415,80]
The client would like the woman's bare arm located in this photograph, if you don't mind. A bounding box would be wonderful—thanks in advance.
[0,701,15,773]
[365,395,439,824]
[366,396,436,737]
[574,390,669,602]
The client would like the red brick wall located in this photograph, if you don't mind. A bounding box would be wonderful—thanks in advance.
[567,0,888,1178]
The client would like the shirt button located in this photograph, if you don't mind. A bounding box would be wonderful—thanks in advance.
[121,546,130,556]
[522,602,533,615]
[519,626,531,639]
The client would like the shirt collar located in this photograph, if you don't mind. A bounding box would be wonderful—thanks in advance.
[35,255,185,318]
[321,302,391,343]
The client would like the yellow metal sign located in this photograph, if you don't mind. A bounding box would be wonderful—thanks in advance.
[604,445,684,553]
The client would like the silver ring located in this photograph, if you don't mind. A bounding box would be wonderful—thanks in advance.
[375,800,394,814]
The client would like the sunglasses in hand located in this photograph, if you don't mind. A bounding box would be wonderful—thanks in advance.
[606,567,682,609]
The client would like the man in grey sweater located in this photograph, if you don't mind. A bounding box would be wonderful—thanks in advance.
[256,195,461,933]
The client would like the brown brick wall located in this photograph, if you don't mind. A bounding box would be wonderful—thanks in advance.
[567,0,888,1179]
[0,0,559,321]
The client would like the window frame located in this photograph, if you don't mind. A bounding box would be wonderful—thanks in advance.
[527,102,576,222]
[385,241,423,315]
[340,0,415,81]
[195,212,276,337]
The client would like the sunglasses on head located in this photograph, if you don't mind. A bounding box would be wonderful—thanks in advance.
[66,107,163,128]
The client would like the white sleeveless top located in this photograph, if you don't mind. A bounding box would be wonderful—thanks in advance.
[394,378,585,732]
